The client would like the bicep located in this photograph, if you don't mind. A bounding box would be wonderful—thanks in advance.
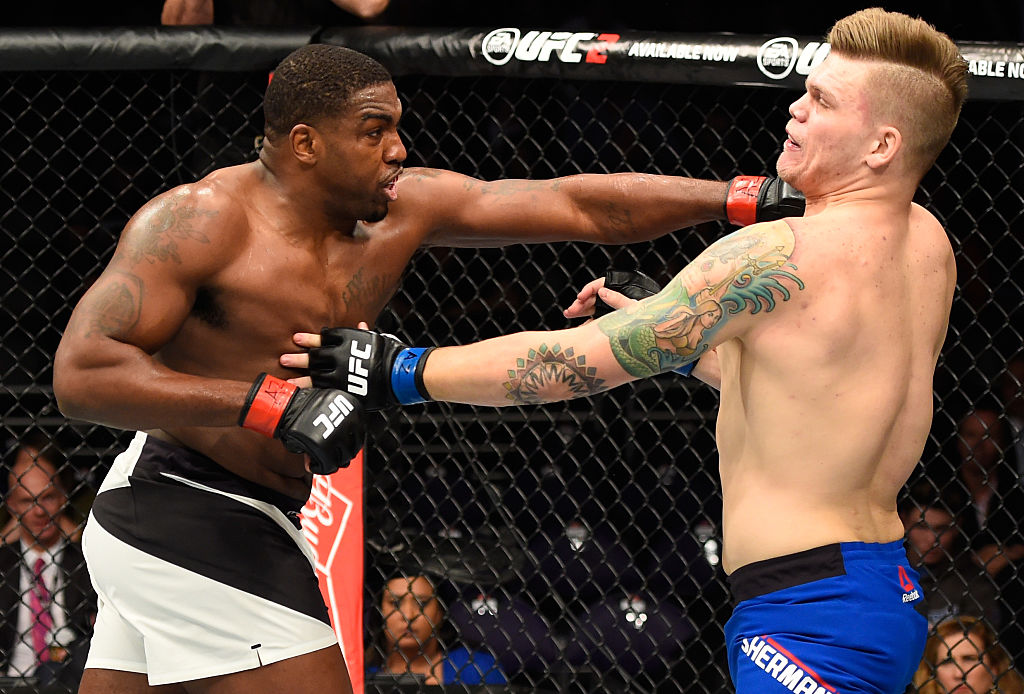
[413,169,587,247]
[61,188,226,357]
[594,221,804,376]
[64,261,193,354]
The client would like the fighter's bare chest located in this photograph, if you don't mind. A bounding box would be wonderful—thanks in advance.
[210,232,417,327]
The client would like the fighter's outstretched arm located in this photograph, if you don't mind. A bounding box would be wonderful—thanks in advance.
[563,276,722,390]
[399,167,802,248]
[284,220,804,406]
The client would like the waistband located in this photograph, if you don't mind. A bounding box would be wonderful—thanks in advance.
[130,435,306,515]
[728,540,907,603]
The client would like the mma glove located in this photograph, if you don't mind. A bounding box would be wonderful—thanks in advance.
[307,328,434,411]
[725,175,805,226]
[239,373,364,475]
[593,270,662,319]
[592,269,695,377]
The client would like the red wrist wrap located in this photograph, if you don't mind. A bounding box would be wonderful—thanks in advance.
[241,374,297,438]
[725,175,765,227]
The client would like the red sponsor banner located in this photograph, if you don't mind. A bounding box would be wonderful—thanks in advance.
[301,452,364,694]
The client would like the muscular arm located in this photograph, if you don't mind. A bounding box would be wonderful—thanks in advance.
[564,276,722,390]
[423,221,803,404]
[53,187,251,429]
[399,168,729,248]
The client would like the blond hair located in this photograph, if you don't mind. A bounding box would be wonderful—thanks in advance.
[913,617,1024,694]
[827,8,968,176]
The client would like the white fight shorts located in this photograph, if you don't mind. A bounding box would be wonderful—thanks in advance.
[82,432,338,685]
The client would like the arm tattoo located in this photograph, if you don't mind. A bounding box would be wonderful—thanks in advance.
[120,192,214,266]
[502,343,606,405]
[598,226,805,378]
[82,271,142,339]
[601,200,636,236]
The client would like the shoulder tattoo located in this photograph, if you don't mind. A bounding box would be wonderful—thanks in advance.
[119,191,216,266]
[598,225,805,377]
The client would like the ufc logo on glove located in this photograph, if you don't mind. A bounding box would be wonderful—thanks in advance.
[346,341,372,395]
[313,394,356,439]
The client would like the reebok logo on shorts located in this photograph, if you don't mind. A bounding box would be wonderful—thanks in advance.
[740,635,836,694]
[898,565,921,603]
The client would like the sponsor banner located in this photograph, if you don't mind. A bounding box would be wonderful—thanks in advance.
[301,452,364,694]
[322,27,1024,101]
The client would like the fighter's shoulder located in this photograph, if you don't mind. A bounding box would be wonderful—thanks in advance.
[395,166,476,195]
[909,202,950,242]
[389,167,482,226]
[909,202,955,277]
[115,173,248,273]
[704,219,797,256]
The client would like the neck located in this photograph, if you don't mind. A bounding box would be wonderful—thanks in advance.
[23,535,61,555]
[256,155,357,238]
[799,170,917,217]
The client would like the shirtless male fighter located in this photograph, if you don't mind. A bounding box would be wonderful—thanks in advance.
[288,11,969,693]
[52,44,798,694]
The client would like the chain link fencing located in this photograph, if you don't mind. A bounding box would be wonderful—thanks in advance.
[1,29,1022,694]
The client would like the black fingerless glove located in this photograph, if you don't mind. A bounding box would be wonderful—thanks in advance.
[239,373,364,475]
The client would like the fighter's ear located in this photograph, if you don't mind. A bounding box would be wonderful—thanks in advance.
[289,123,320,165]
[866,125,901,170]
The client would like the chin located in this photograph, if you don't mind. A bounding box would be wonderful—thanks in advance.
[776,164,807,195]
[362,203,389,224]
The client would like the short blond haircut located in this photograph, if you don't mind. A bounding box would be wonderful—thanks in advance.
[913,617,1024,694]
[827,8,968,176]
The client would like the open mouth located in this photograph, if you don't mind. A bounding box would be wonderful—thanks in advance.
[382,170,401,201]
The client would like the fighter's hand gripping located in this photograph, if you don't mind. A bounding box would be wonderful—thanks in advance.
[238,373,363,475]
[305,328,434,411]
[725,175,805,226]
[565,269,694,377]
[593,269,663,318]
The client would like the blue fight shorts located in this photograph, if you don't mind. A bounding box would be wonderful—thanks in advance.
[725,541,927,694]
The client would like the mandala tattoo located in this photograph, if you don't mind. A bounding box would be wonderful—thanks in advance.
[503,343,605,404]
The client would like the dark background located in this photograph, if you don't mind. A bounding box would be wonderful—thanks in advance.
[6,0,1024,42]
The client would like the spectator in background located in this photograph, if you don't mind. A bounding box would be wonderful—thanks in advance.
[954,407,1024,577]
[997,353,1024,476]
[953,406,1024,666]
[1,433,81,546]
[366,572,506,686]
[913,617,1023,694]
[0,432,96,685]
[899,483,1000,627]
[160,0,390,25]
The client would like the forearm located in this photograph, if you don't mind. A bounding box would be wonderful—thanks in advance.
[53,339,250,430]
[566,174,728,244]
[421,326,637,406]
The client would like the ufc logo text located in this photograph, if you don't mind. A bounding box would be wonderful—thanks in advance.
[313,394,355,439]
[346,341,372,395]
